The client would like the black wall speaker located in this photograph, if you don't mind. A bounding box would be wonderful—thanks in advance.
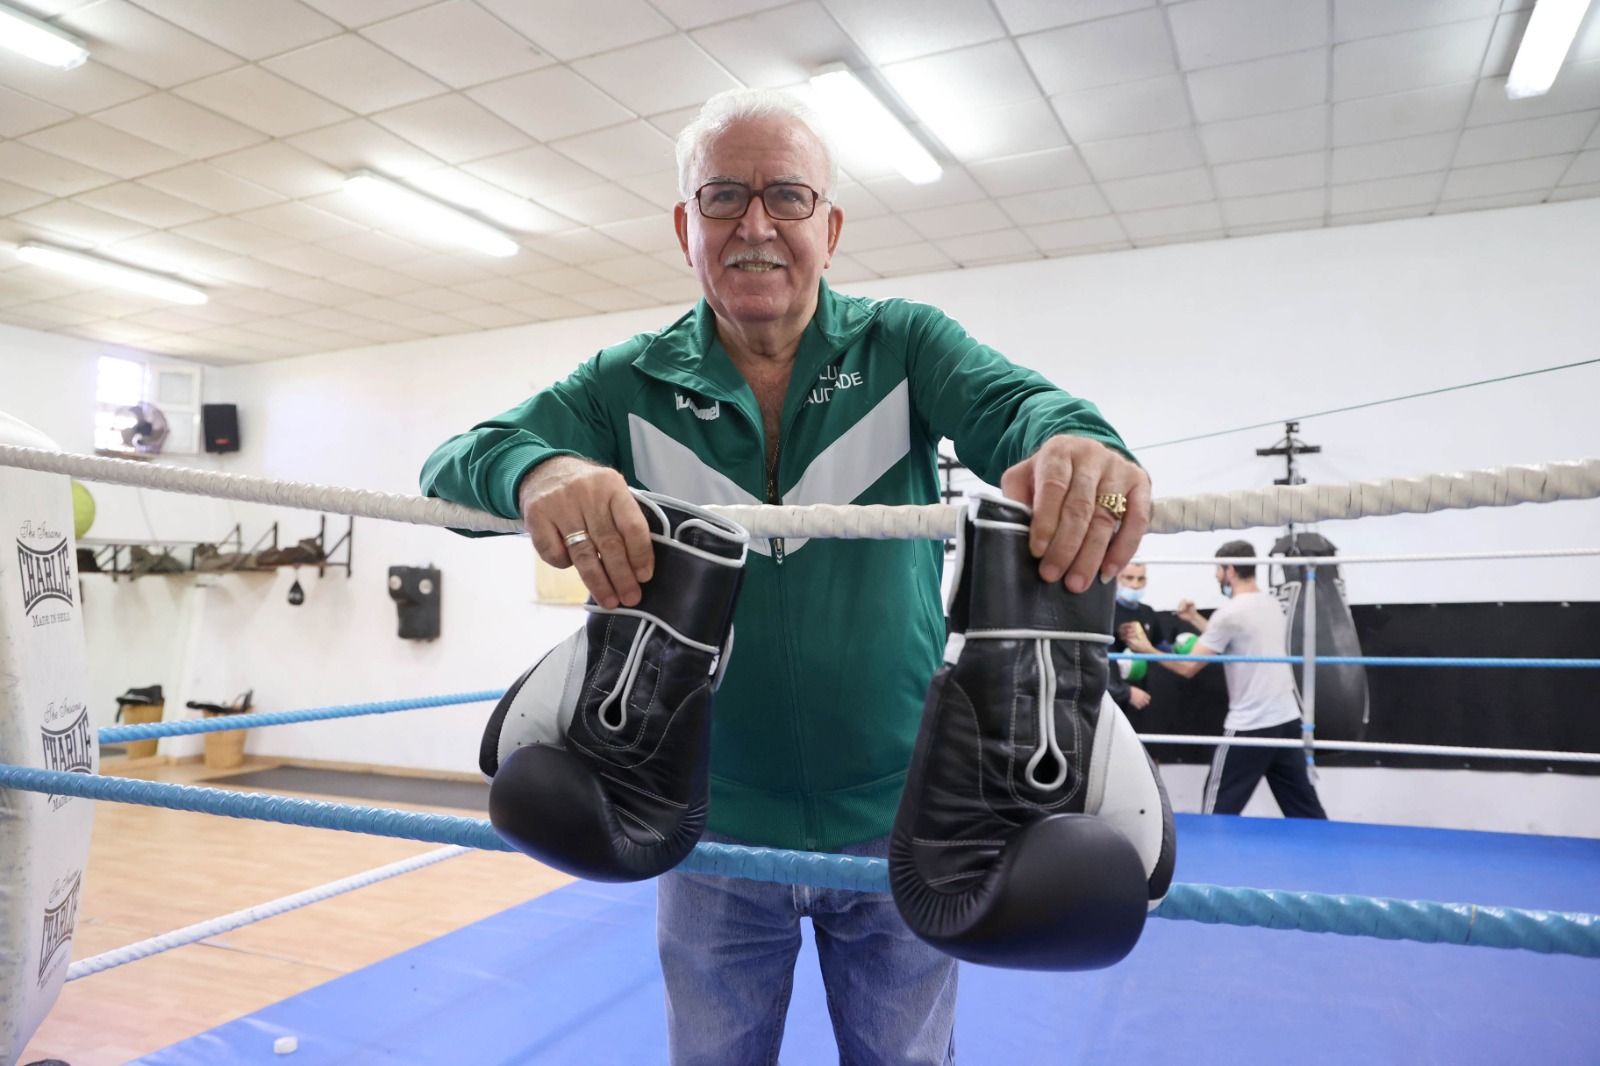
[202,403,239,453]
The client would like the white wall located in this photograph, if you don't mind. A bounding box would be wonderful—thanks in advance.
[5,201,1597,833]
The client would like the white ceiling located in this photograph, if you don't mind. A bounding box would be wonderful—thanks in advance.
[0,0,1597,364]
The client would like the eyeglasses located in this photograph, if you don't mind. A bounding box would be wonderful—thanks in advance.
[693,181,827,221]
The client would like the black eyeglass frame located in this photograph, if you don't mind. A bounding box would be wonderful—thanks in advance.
[692,181,831,221]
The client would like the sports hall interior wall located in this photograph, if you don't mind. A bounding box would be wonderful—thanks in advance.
[4,198,1596,836]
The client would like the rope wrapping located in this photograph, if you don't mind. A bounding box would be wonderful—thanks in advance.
[3,444,1595,538]
[101,690,503,743]
[3,765,1597,958]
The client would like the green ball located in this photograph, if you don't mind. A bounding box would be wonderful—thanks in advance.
[1174,632,1200,656]
[72,481,95,539]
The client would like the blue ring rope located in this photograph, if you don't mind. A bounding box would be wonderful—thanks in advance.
[100,690,505,743]
[1111,653,1600,668]
[3,765,1595,958]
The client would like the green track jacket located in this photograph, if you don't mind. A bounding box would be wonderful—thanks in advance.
[421,281,1131,851]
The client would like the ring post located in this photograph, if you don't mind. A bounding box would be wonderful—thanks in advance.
[1302,565,1318,778]
[0,412,97,1063]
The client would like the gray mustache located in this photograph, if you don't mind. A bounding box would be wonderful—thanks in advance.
[724,250,787,267]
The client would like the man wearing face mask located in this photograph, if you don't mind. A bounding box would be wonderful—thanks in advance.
[1121,541,1326,818]
[1109,563,1169,711]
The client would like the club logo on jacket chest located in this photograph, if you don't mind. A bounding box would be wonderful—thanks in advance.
[805,364,865,407]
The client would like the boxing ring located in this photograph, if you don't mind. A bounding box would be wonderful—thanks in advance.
[2,437,1599,1064]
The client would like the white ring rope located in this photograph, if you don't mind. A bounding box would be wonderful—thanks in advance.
[1133,548,1600,566]
[65,845,468,981]
[2,445,1596,539]
[1140,734,1600,764]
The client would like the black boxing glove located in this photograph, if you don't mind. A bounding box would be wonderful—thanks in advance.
[890,493,1176,970]
[481,490,747,882]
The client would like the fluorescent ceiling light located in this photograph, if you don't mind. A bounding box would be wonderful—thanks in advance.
[1506,0,1594,99]
[344,171,519,258]
[809,64,942,185]
[0,3,89,69]
[16,243,207,305]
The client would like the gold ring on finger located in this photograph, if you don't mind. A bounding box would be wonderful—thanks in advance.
[1096,493,1128,519]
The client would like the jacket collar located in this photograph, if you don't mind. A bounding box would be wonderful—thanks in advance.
[631,280,880,405]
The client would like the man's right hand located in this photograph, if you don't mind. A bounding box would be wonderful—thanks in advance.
[518,457,654,609]
[1176,598,1202,625]
[1128,686,1151,710]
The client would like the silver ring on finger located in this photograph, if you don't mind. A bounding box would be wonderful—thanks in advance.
[563,529,591,548]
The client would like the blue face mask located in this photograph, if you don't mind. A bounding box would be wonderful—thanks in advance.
[1219,580,1234,599]
[1116,586,1144,607]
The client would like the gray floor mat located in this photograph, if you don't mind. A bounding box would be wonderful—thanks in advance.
[207,765,489,811]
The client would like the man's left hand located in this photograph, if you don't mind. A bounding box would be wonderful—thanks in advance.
[1000,435,1150,594]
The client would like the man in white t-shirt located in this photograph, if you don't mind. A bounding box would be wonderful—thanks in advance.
[1121,540,1327,818]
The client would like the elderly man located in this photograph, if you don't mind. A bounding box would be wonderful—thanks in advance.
[422,88,1149,1066]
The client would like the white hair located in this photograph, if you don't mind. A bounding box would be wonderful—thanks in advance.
[674,88,839,201]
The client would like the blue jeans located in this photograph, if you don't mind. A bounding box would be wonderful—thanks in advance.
[657,833,958,1065]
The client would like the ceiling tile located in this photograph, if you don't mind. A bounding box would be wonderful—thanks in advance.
[853,240,957,276]
[0,142,116,196]
[652,0,792,29]
[130,0,342,60]
[538,183,660,226]
[516,265,613,293]
[1331,82,1473,145]
[573,35,740,114]
[834,214,921,251]
[1334,0,1501,41]
[453,303,533,328]
[331,266,429,295]
[886,40,1043,119]
[618,169,685,210]
[0,179,51,215]
[289,118,445,177]
[633,275,707,303]
[1018,8,1176,95]
[1101,166,1214,211]
[570,287,657,313]
[931,97,1071,162]
[1029,214,1127,251]
[315,229,429,266]
[468,67,635,142]
[14,199,151,245]
[646,104,704,142]
[464,145,606,202]
[102,231,236,275]
[1118,200,1224,240]
[550,121,677,179]
[1331,132,1459,182]
[401,168,568,235]
[994,0,1154,36]
[476,0,673,61]
[1213,150,1327,196]
[858,169,989,212]
[511,294,598,317]
[140,163,285,212]
[1454,111,1597,167]
[208,142,347,199]
[1220,187,1326,226]
[1480,9,1531,77]
[595,215,683,254]
[279,276,377,305]
[936,227,1039,265]
[582,255,682,286]
[1051,75,1193,143]
[236,202,364,243]
[22,118,187,180]
[526,228,633,264]
[1436,188,1549,213]
[1541,181,1600,201]
[0,85,72,138]
[1563,149,1600,185]
[175,216,300,256]
[57,0,239,87]
[94,95,268,158]
[73,182,213,228]
[828,182,889,221]
[199,256,313,288]
[901,200,1014,240]
[1186,49,1328,123]
[1333,19,1494,101]
[998,184,1111,224]
[1080,127,1205,180]
[1168,0,1328,69]
[372,94,534,164]
[1200,105,1329,163]
[173,66,355,138]
[1468,60,1600,126]
[361,1,554,88]
[1328,171,1446,212]
[1440,156,1571,198]
[968,146,1094,197]
[264,33,448,114]
[300,0,434,29]
[690,2,852,87]
[0,52,150,112]
[822,0,1006,64]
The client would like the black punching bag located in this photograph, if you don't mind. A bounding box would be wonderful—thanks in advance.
[1271,533,1370,741]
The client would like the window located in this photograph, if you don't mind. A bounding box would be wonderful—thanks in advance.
[94,355,202,456]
